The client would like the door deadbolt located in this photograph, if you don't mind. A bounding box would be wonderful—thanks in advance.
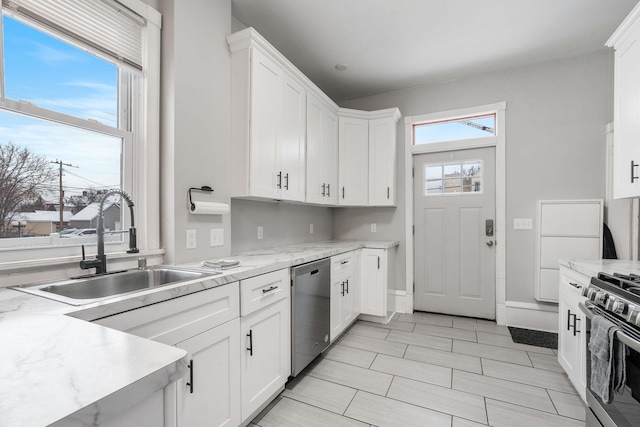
[485,219,494,237]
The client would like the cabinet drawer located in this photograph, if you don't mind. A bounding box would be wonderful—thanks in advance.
[540,237,601,268]
[560,266,590,294]
[240,269,290,316]
[538,268,560,301]
[331,251,354,278]
[94,281,240,345]
[540,203,601,236]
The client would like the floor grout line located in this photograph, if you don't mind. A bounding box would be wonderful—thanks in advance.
[255,315,580,427]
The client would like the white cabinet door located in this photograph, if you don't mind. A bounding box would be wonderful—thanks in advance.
[306,94,338,205]
[240,296,290,421]
[249,48,281,199]
[278,72,306,202]
[330,274,346,341]
[612,22,640,199]
[175,318,241,427]
[338,116,369,206]
[369,117,397,206]
[360,248,387,316]
[557,266,587,402]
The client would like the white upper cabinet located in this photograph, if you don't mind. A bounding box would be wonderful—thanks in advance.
[369,111,400,206]
[338,114,370,206]
[228,32,306,202]
[607,3,640,199]
[338,108,401,207]
[228,28,401,207]
[306,92,338,205]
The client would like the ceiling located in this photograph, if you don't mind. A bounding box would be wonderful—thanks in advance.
[231,0,639,102]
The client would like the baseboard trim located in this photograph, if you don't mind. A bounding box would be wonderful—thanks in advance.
[504,300,559,333]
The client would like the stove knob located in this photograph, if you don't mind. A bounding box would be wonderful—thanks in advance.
[628,310,639,324]
[587,288,598,301]
[581,287,590,298]
[612,300,626,315]
[594,291,608,305]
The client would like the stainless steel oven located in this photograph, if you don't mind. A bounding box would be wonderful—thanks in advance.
[579,272,640,427]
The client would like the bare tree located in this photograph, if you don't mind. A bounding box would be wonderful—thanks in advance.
[0,142,57,236]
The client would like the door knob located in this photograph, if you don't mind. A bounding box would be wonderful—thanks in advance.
[486,240,494,247]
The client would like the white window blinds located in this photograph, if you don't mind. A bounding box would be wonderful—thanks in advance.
[2,0,145,70]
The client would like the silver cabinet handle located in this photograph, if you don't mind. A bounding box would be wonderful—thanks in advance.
[569,282,582,290]
[632,160,639,183]
[322,183,326,197]
[277,172,282,189]
[327,184,330,197]
[186,359,194,393]
[284,173,289,190]
[262,286,278,294]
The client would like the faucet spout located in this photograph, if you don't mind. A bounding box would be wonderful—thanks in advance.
[80,189,138,275]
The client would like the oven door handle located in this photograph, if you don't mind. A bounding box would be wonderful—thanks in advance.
[578,302,640,353]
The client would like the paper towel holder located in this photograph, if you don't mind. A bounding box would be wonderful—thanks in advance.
[188,186,214,211]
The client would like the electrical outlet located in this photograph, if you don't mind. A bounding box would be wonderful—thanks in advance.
[257,226,263,240]
[310,223,314,234]
[210,228,224,247]
[371,223,377,233]
[514,218,533,230]
[186,229,196,249]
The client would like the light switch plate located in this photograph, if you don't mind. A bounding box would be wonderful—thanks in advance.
[514,218,533,230]
[371,223,377,233]
[210,228,224,247]
[186,229,196,249]
[257,226,263,240]
[310,223,314,234]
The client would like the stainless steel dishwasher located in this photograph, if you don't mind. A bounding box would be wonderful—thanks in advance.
[291,258,331,377]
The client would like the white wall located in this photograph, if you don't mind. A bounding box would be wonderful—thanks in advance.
[231,200,333,253]
[156,0,232,264]
[336,50,612,309]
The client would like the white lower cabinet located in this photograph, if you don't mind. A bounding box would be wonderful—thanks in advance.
[557,265,588,402]
[360,248,387,316]
[239,269,291,422]
[92,281,241,427]
[330,251,359,341]
[175,318,241,427]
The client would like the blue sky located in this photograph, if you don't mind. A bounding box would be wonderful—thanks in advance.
[0,15,121,198]
[415,115,495,144]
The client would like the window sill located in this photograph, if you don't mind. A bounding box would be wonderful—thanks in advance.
[0,249,165,287]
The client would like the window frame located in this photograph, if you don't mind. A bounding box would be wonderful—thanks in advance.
[0,0,161,270]
[411,103,501,155]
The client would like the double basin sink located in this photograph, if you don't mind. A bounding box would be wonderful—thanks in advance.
[12,266,215,306]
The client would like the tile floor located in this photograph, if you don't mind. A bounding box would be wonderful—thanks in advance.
[250,312,586,427]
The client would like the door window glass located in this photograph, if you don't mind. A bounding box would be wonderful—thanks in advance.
[424,161,482,195]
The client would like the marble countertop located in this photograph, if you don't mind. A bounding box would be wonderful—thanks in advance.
[0,240,397,426]
[559,258,640,278]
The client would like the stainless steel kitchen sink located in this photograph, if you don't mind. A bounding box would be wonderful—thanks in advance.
[12,266,214,306]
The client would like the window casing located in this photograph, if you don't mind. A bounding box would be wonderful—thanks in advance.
[0,0,160,265]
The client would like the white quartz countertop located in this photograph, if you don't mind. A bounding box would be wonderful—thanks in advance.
[0,240,397,426]
[559,258,640,278]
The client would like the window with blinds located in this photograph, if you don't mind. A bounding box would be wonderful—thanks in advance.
[1,0,145,69]
[0,0,159,254]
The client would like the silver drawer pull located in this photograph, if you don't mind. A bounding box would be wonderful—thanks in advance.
[262,286,278,294]
[569,282,582,289]
[340,260,349,265]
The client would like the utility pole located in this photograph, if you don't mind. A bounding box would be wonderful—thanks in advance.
[50,160,77,232]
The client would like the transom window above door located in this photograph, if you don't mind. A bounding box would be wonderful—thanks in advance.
[414,114,495,145]
[424,161,483,195]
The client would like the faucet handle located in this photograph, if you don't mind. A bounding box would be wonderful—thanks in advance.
[127,227,139,254]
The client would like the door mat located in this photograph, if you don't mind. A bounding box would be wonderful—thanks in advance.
[508,327,557,349]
